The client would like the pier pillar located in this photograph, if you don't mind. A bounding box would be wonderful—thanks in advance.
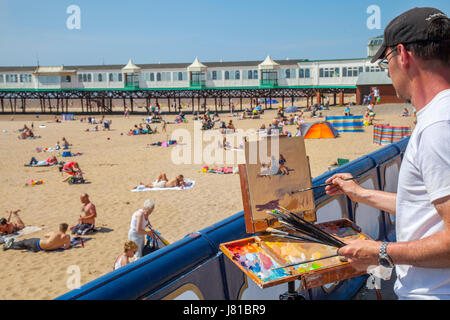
[339,91,344,106]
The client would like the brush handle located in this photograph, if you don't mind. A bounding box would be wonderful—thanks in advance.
[269,232,324,244]
[290,176,360,194]
[277,207,346,248]
[270,254,340,271]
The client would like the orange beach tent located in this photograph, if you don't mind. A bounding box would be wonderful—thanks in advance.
[297,121,339,139]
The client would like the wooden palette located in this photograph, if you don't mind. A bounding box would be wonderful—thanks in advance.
[219,219,370,289]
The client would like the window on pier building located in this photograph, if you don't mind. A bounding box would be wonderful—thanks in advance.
[285,69,291,79]
[79,73,92,82]
[97,73,103,82]
[225,71,230,80]
[248,70,253,79]
[62,76,71,83]
[6,74,18,83]
[0,75,3,82]
[235,70,240,80]
[178,72,183,81]
[334,67,340,77]
[20,74,32,83]
[343,66,360,77]
[212,71,217,80]
[319,67,339,78]
[156,72,161,81]
[150,73,155,81]
[38,76,59,84]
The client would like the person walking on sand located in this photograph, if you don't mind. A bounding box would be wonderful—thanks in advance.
[128,200,155,258]
[325,7,450,300]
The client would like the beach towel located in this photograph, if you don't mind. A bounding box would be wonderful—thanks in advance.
[201,166,237,174]
[132,179,195,192]
[0,226,42,245]
[48,237,92,252]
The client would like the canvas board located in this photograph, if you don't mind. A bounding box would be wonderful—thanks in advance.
[240,136,316,233]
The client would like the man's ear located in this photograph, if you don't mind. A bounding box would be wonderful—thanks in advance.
[397,44,411,70]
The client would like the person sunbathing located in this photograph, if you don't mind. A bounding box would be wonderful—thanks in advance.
[114,241,138,270]
[18,128,35,139]
[70,193,97,235]
[137,173,186,189]
[26,155,58,167]
[0,210,25,235]
[3,223,71,252]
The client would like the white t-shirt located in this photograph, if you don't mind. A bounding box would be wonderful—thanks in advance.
[373,88,380,97]
[394,89,450,300]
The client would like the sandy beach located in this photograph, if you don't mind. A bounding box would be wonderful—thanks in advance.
[0,102,415,299]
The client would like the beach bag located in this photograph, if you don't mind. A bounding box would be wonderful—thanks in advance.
[142,233,159,256]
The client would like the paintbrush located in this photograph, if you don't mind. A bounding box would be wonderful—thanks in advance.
[289,176,360,194]
[266,227,323,244]
[266,210,332,245]
[267,208,346,248]
[270,253,346,271]
[277,207,346,248]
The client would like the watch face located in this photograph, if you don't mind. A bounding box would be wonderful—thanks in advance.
[379,257,391,268]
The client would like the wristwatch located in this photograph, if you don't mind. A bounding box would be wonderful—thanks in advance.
[378,242,394,268]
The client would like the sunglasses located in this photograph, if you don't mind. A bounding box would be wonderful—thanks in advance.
[378,48,398,69]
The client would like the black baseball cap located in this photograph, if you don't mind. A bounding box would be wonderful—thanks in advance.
[371,7,449,63]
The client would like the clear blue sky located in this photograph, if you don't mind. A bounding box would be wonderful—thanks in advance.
[0,0,448,66]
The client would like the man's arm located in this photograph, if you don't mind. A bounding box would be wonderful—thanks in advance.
[387,195,450,268]
[325,173,397,214]
[64,235,71,249]
[338,195,450,271]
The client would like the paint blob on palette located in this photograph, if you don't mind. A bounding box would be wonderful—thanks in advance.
[323,225,368,240]
[227,243,290,281]
[264,240,339,273]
